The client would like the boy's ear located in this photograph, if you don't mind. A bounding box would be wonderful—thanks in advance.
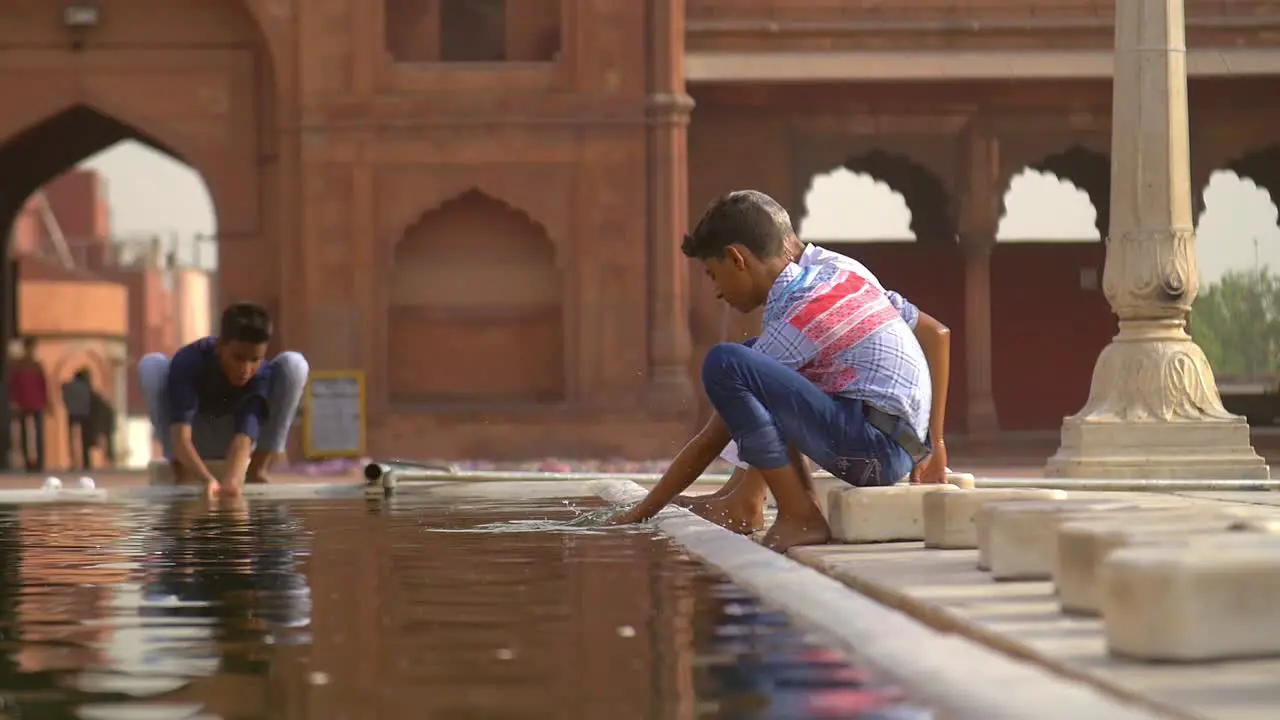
[724,245,748,271]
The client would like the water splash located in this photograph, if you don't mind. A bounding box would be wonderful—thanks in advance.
[419,501,647,534]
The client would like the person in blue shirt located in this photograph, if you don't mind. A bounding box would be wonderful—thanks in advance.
[138,302,309,497]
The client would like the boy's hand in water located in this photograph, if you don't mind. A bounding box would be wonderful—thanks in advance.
[205,479,221,498]
[603,507,644,526]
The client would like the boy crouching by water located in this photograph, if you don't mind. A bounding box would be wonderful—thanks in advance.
[607,190,950,553]
[139,302,310,498]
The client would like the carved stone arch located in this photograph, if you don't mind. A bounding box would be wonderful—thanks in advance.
[1013,145,1111,241]
[1226,144,1280,214]
[0,103,226,223]
[843,150,956,243]
[390,185,565,270]
[387,188,566,406]
[50,344,109,393]
[790,127,959,243]
[384,178,570,264]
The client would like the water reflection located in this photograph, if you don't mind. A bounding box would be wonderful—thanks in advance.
[0,495,929,719]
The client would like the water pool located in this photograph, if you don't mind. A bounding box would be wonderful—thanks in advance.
[0,487,935,720]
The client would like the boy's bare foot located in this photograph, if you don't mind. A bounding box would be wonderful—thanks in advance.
[691,495,765,534]
[672,494,706,509]
[761,512,831,553]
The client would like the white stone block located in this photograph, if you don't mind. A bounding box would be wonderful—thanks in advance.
[984,499,1148,580]
[922,488,1067,549]
[1055,509,1280,615]
[975,495,1195,572]
[813,477,848,519]
[828,484,958,543]
[1100,535,1280,661]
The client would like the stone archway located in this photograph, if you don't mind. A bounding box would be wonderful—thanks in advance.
[388,189,566,406]
[0,0,280,466]
[1030,146,1111,240]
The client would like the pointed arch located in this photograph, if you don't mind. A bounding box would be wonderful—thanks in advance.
[388,188,566,405]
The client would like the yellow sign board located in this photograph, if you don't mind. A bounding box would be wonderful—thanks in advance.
[301,370,367,459]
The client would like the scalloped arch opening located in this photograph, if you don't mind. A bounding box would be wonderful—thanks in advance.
[388,188,565,406]
[797,151,954,244]
[1227,144,1280,210]
[1022,146,1111,241]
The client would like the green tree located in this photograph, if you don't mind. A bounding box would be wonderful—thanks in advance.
[1190,268,1280,378]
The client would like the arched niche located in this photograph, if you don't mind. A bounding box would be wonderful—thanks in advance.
[388,188,566,405]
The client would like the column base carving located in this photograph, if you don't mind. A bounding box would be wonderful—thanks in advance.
[1046,319,1268,479]
[647,365,696,415]
[965,397,1001,440]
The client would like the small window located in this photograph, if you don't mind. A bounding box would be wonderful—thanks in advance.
[440,0,506,63]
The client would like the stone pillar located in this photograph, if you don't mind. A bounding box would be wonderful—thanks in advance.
[960,129,1001,436]
[645,0,695,411]
[1045,0,1267,479]
[961,238,999,436]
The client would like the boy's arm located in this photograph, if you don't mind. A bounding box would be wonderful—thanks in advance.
[166,348,219,487]
[913,311,951,446]
[611,413,732,524]
[223,396,267,490]
[885,291,951,481]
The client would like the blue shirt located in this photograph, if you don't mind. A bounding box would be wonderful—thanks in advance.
[166,337,270,441]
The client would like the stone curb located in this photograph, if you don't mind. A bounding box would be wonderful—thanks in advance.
[787,544,1197,720]
[594,479,1164,720]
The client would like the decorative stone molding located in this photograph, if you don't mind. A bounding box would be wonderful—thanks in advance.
[1101,227,1197,320]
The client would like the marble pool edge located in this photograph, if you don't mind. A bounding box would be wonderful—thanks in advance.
[593,479,1166,720]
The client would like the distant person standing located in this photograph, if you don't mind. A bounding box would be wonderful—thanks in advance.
[62,369,93,470]
[8,337,49,472]
[87,389,117,468]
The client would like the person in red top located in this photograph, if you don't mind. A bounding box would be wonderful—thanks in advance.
[8,337,48,471]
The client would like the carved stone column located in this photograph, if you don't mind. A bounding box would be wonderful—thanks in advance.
[1045,0,1267,479]
[960,128,1001,437]
[961,237,999,436]
[645,0,695,411]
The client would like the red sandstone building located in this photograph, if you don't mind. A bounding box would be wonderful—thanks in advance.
[9,169,212,469]
[1,1,1278,461]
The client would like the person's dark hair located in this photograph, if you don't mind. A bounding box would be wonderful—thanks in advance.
[22,336,36,351]
[219,302,272,345]
[681,190,796,261]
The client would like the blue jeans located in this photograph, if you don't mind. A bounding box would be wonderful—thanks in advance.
[701,342,912,487]
[138,352,309,460]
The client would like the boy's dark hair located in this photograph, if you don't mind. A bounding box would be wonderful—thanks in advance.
[22,336,36,351]
[681,190,796,261]
[219,302,272,345]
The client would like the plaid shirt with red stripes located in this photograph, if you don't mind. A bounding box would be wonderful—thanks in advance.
[753,262,931,443]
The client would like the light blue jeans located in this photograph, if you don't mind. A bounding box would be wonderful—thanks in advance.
[138,352,309,460]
